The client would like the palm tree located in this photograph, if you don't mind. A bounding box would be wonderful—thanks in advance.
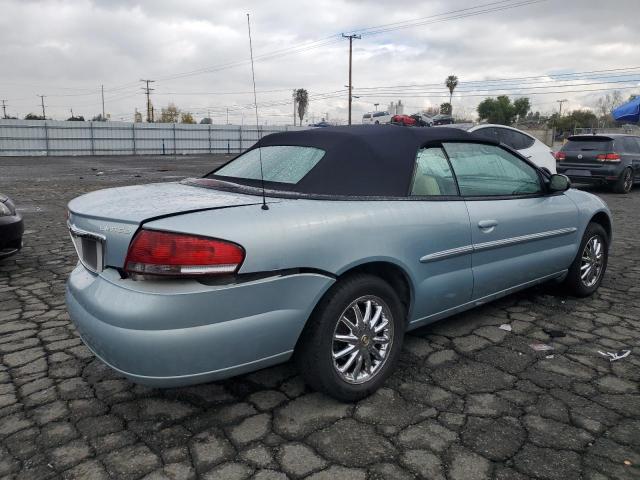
[445,75,458,114]
[295,89,309,124]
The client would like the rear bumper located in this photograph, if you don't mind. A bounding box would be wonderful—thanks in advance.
[65,265,334,387]
[557,163,623,184]
[0,213,24,258]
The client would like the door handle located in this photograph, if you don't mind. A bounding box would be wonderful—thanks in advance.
[478,219,498,229]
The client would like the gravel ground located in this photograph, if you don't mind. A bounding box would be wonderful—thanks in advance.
[0,155,638,480]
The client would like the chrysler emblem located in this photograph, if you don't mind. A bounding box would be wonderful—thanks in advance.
[577,154,583,159]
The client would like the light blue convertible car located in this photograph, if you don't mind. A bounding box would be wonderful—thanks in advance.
[66,126,612,401]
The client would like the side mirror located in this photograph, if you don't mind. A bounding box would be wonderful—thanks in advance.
[549,174,571,192]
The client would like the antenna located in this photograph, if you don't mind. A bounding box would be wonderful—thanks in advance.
[247,13,269,211]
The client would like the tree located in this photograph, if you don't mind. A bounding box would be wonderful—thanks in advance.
[445,75,458,114]
[159,103,180,123]
[294,89,309,124]
[423,106,440,117]
[180,112,195,124]
[513,98,531,123]
[477,95,522,125]
[548,110,598,133]
[24,113,44,120]
[440,103,452,115]
[596,90,624,118]
[200,117,212,124]
[67,115,85,121]
[92,114,108,122]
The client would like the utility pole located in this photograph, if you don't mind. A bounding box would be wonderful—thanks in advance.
[557,99,568,116]
[226,108,229,124]
[342,33,361,125]
[140,79,155,122]
[101,84,105,119]
[374,103,379,112]
[37,95,46,119]
[1,100,7,119]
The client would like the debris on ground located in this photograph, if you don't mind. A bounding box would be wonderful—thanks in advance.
[545,355,554,359]
[499,324,512,332]
[543,328,566,338]
[597,350,631,362]
[530,343,554,352]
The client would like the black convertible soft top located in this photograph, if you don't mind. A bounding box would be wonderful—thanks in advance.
[211,125,497,197]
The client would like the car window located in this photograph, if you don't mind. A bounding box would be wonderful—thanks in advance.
[473,127,500,142]
[363,114,371,119]
[214,146,325,184]
[561,139,613,151]
[410,147,458,196]
[444,143,542,196]
[498,128,535,150]
[621,137,640,153]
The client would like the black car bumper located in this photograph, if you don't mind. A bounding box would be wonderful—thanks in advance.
[557,163,623,185]
[0,212,24,258]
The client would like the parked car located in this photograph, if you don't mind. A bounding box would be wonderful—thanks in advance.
[442,123,557,173]
[432,114,454,125]
[411,114,434,127]
[311,121,332,128]
[66,126,611,401]
[363,111,392,124]
[0,193,24,259]
[556,134,640,193]
[391,114,417,126]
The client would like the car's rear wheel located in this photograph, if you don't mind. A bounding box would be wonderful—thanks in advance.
[295,274,405,402]
[562,222,608,297]
[612,167,633,194]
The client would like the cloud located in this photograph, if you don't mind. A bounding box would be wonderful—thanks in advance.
[0,0,638,122]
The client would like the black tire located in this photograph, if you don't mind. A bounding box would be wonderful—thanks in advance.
[612,167,633,194]
[562,222,608,297]
[294,274,405,402]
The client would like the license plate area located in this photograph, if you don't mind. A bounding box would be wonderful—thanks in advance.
[69,224,105,273]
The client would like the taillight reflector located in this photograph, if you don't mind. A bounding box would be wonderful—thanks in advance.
[125,230,244,276]
[555,151,566,161]
[596,153,621,162]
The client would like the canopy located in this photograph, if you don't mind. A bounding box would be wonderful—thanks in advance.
[612,97,640,123]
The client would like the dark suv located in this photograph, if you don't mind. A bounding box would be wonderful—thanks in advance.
[556,134,640,193]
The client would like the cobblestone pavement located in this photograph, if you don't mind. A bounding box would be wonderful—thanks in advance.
[0,155,638,480]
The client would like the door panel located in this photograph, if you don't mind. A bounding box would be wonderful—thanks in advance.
[465,195,579,299]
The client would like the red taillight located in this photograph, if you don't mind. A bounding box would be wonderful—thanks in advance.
[125,230,244,276]
[596,153,621,162]
[555,151,566,161]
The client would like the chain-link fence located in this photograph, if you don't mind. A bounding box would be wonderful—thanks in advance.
[0,120,308,156]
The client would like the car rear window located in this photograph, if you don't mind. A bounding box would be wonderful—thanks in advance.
[212,146,325,184]
[562,139,612,151]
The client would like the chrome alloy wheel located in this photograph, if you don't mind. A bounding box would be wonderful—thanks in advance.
[623,169,633,192]
[580,235,604,288]
[332,295,394,385]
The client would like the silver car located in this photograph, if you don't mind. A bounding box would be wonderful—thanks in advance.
[66,125,612,401]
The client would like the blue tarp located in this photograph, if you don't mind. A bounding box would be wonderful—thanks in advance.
[612,97,640,123]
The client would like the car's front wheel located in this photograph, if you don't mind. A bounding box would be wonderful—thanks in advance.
[295,274,405,402]
[562,222,608,297]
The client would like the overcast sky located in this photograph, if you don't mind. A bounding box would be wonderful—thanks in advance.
[1,0,638,123]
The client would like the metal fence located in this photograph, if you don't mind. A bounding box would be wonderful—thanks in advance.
[0,119,309,156]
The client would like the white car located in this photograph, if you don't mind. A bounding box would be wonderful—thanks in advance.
[469,124,556,173]
[362,111,392,124]
[443,123,556,173]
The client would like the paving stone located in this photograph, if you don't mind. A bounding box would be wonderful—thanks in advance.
[202,462,252,480]
[188,430,235,473]
[306,465,367,480]
[273,392,350,439]
[447,446,492,480]
[239,444,273,468]
[461,416,525,460]
[62,460,109,480]
[278,442,327,477]
[355,388,430,428]
[247,390,288,411]
[400,449,444,480]
[397,419,457,453]
[48,439,91,470]
[308,419,396,467]
[524,414,593,450]
[103,445,161,480]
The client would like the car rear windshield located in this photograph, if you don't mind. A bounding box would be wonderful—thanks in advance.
[212,146,325,184]
[562,138,613,151]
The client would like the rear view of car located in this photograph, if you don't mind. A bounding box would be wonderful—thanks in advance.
[556,135,640,193]
[0,193,24,259]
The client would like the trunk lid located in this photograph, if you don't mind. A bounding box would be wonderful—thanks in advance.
[560,136,613,165]
[67,181,266,269]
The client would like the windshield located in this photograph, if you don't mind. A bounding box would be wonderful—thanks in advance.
[211,146,325,184]
[562,139,613,151]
